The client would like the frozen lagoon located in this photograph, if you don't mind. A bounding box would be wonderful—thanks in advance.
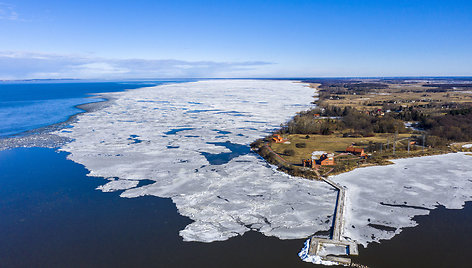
[301,152,472,265]
[331,152,472,247]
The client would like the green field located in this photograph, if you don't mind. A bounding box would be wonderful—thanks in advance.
[270,133,418,166]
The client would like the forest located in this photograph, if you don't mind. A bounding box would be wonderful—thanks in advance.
[280,102,472,148]
[420,107,472,142]
[280,105,407,137]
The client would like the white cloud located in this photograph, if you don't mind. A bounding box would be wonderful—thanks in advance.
[0,51,273,80]
[0,2,18,20]
[73,62,130,75]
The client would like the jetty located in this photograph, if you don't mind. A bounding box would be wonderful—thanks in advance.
[251,140,361,265]
[307,176,359,265]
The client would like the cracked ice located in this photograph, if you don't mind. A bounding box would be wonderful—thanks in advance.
[56,80,337,242]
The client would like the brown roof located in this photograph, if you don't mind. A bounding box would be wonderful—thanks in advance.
[346,146,365,153]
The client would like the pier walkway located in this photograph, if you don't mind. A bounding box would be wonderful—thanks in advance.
[307,177,359,265]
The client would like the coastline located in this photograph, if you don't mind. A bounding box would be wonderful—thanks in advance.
[0,96,111,151]
[251,82,472,180]
[251,136,466,181]
[0,83,175,151]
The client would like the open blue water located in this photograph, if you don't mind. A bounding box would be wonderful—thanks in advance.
[0,80,191,136]
[1,147,472,267]
[0,148,312,268]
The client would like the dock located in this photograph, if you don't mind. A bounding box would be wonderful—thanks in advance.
[306,176,359,266]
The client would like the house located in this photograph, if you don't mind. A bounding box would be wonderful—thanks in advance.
[346,146,367,158]
[375,109,385,116]
[271,134,287,143]
[302,159,314,168]
[367,109,385,117]
[316,153,335,165]
[303,153,335,167]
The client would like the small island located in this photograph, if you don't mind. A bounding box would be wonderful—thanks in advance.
[252,78,472,180]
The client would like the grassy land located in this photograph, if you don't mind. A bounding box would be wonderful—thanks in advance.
[317,81,472,114]
[251,133,464,179]
[269,133,413,165]
[322,90,472,112]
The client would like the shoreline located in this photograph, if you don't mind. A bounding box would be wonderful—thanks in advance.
[0,96,112,151]
[251,136,466,180]
[0,81,186,151]
[251,81,472,180]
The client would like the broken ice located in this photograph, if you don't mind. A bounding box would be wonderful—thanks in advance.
[55,79,472,250]
[56,80,337,242]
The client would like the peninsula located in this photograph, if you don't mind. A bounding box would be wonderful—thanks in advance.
[251,78,472,180]
[252,77,472,266]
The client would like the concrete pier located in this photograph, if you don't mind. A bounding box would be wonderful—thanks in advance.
[307,176,359,265]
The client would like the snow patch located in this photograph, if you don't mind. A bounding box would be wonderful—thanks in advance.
[312,151,326,159]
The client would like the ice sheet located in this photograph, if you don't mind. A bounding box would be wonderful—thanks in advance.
[56,80,337,242]
[331,153,472,246]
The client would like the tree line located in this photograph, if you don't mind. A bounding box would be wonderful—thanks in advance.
[280,105,407,136]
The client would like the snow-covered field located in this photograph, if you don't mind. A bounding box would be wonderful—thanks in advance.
[56,80,338,242]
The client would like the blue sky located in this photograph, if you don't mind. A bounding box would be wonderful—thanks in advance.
[1,0,471,79]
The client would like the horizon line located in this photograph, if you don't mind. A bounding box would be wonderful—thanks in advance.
[2,76,472,83]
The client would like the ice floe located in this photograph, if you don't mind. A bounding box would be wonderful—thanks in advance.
[56,80,338,242]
